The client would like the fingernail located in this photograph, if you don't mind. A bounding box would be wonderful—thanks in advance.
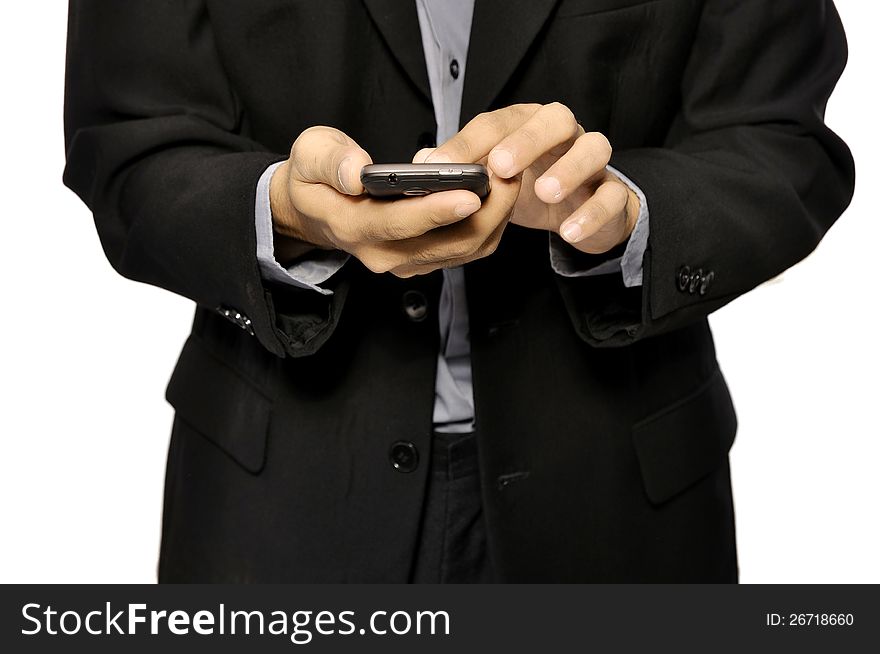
[454,202,480,218]
[490,149,515,176]
[536,176,562,201]
[562,222,583,242]
[337,157,351,194]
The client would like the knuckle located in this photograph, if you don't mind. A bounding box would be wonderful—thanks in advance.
[425,209,450,229]
[610,181,629,207]
[477,238,499,258]
[326,215,363,245]
[476,110,503,135]
[289,137,308,165]
[327,220,355,247]
[457,240,480,259]
[466,234,490,258]
[299,125,325,138]
[409,249,440,267]
[560,154,586,180]
[290,128,314,152]
[517,103,542,117]
[292,126,326,152]
[589,132,613,160]
[517,124,543,149]
[439,137,471,162]
[382,220,413,241]
[360,258,382,274]
[547,102,577,132]
[458,139,474,161]
[474,110,495,127]
[292,150,323,180]
[589,202,610,225]
[361,253,394,274]
[412,241,466,266]
[358,219,391,242]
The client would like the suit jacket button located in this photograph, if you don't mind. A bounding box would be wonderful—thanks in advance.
[389,441,419,473]
[402,290,428,322]
[677,266,691,292]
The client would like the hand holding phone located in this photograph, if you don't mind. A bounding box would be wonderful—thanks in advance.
[270,126,518,277]
[361,163,490,199]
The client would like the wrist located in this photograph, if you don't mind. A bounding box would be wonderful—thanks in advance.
[269,161,297,235]
[623,185,640,239]
[269,160,333,253]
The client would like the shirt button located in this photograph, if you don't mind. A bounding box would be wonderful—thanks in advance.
[401,290,428,322]
[389,441,419,473]
[449,59,460,80]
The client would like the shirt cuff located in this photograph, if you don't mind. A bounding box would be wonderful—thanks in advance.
[255,162,349,295]
[548,164,649,288]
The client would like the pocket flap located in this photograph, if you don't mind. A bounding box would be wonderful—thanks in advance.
[632,369,737,504]
[555,0,658,18]
[166,336,272,474]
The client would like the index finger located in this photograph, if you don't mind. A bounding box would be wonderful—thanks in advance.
[425,104,541,164]
[487,102,580,178]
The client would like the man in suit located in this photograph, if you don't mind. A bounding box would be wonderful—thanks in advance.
[63,0,854,582]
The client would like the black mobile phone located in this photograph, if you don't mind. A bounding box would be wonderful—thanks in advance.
[361,163,490,198]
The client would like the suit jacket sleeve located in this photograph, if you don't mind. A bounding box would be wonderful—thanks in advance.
[62,1,343,358]
[554,0,856,347]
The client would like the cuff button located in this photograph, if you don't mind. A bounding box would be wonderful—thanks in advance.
[699,271,715,296]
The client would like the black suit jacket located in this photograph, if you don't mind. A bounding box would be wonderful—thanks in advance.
[63,0,854,582]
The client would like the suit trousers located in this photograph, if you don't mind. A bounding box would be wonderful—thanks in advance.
[409,430,495,583]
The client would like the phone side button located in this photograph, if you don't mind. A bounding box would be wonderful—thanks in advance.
[402,188,431,196]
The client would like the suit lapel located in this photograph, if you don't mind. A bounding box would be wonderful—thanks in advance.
[461,0,560,124]
[362,0,431,102]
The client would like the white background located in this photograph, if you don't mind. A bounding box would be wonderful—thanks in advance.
[0,2,877,583]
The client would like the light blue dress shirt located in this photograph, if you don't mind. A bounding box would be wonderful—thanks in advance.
[254,0,650,433]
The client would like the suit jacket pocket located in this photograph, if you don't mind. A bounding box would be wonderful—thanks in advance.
[165,335,272,474]
[632,368,737,504]
[555,0,663,19]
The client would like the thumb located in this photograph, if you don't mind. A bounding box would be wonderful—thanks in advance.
[289,126,373,195]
